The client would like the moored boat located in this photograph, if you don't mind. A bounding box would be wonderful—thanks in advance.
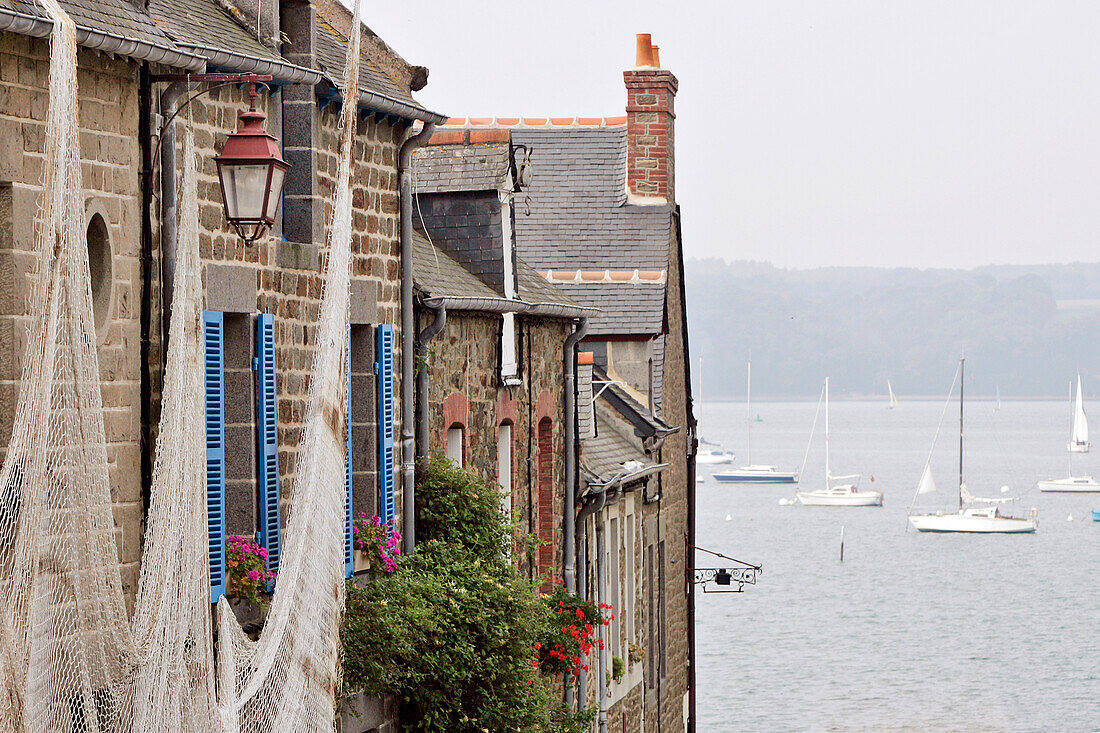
[907,358,1037,534]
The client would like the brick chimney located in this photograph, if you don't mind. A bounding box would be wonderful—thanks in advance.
[624,33,678,204]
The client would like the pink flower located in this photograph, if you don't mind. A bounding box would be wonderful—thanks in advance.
[258,547,269,560]
[247,570,260,582]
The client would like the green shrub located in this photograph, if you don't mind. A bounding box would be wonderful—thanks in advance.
[342,456,596,732]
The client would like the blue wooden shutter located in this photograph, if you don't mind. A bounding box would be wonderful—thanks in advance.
[203,310,227,603]
[255,313,281,579]
[345,329,354,578]
[376,324,395,524]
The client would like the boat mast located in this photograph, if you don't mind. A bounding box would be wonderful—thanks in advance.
[746,359,752,465]
[959,358,964,509]
[1069,379,1074,475]
[825,377,830,488]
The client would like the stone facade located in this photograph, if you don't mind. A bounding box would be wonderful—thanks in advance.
[0,36,145,604]
[423,310,572,582]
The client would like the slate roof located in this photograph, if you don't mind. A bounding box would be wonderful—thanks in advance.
[412,143,512,194]
[412,231,579,312]
[315,9,420,108]
[510,127,672,272]
[147,0,281,64]
[582,403,653,483]
[412,231,498,301]
[2,0,178,49]
[551,281,664,336]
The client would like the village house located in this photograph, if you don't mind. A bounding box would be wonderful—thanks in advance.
[429,34,699,733]
[410,133,595,586]
[0,0,445,632]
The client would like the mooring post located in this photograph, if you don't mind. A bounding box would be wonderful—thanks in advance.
[840,526,845,562]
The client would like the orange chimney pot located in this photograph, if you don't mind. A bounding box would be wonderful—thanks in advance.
[635,33,654,67]
[651,45,660,67]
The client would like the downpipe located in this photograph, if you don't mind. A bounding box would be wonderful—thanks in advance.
[563,317,587,593]
[158,80,186,353]
[398,121,436,553]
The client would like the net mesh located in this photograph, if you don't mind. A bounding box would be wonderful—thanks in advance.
[213,0,361,729]
[0,0,365,729]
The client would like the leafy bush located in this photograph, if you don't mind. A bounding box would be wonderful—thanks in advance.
[342,457,595,732]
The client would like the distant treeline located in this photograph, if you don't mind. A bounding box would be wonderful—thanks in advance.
[685,259,1100,399]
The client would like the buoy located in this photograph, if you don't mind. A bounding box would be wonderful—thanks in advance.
[724,514,731,521]
[1000,485,1010,493]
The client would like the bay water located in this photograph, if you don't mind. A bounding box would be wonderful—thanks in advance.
[695,399,1100,732]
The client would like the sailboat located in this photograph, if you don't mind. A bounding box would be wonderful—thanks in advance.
[695,357,736,465]
[714,360,797,484]
[796,378,883,506]
[1039,378,1099,492]
[887,381,898,410]
[1068,373,1089,453]
[908,359,1037,533]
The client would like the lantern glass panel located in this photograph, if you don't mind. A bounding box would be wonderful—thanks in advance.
[220,163,270,222]
[264,166,286,221]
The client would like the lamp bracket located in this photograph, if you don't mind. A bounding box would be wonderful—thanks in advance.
[692,566,759,594]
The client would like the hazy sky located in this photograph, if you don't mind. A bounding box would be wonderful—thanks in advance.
[356,1,1100,269]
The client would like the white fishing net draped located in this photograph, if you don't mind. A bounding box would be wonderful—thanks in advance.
[0,2,138,731]
[130,127,217,733]
[0,0,365,728]
[214,0,361,729]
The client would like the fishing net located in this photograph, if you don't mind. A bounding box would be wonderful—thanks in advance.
[0,2,138,730]
[0,0,364,728]
[130,126,218,732]
[213,0,361,729]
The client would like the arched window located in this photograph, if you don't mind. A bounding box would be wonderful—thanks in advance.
[445,424,464,466]
[537,418,553,579]
[85,212,112,339]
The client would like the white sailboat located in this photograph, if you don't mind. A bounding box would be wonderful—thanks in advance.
[696,357,736,465]
[887,380,898,410]
[1039,378,1099,492]
[908,359,1037,533]
[1068,373,1089,453]
[796,378,883,506]
[714,360,798,484]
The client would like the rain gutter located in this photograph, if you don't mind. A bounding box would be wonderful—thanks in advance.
[176,44,321,84]
[0,9,205,71]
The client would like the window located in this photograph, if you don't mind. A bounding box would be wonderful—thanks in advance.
[497,423,512,517]
[536,418,553,580]
[625,512,635,643]
[608,515,620,661]
[446,425,464,466]
[86,212,112,339]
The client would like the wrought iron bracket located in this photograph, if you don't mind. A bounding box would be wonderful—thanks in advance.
[692,566,759,593]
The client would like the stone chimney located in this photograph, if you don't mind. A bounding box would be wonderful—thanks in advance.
[624,33,678,204]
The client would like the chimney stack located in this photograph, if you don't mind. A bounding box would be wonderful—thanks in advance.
[625,33,678,204]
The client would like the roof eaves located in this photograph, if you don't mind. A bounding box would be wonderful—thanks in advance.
[177,44,322,84]
[0,7,205,71]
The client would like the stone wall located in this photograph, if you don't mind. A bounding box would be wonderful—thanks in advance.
[424,310,571,580]
[0,34,144,604]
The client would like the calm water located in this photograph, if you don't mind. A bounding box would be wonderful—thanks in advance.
[695,399,1100,732]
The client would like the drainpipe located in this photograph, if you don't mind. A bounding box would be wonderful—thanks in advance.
[158,80,186,351]
[398,121,437,553]
[415,299,447,459]
[563,317,587,593]
[595,504,609,733]
[574,479,611,717]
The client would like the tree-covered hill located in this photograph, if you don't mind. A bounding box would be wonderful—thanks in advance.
[686,259,1100,399]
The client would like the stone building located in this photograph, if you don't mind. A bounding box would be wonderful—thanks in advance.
[410,132,593,585]
[0,0,445,621]
[432,35,698,732]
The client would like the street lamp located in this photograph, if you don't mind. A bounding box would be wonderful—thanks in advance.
[214,84,289,245]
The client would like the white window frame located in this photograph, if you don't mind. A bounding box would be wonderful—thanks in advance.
[446,425,464,466]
